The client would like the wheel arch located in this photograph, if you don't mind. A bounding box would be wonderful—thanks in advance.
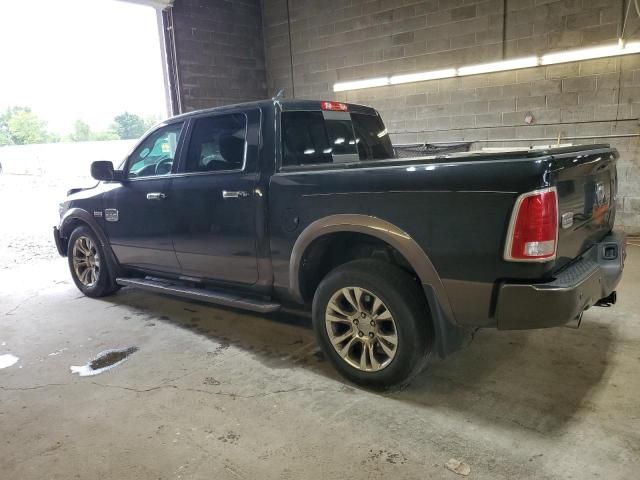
[60,208,109,246]
[290,214,454,317]
[59,208,121,278]
[290,215,466,357]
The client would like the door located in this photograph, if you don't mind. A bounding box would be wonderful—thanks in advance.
[168,110,259,284]
[102,121,184,273]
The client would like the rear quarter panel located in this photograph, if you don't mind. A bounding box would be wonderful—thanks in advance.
[269,156,554,327]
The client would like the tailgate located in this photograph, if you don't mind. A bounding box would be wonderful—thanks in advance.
[552,146,618,267]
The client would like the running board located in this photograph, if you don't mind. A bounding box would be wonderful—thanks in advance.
[115,277,281,313]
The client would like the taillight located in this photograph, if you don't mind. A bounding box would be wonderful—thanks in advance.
[504,187,558,262]
[320,101,348,111]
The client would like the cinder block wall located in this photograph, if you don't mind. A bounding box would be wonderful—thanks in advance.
[169,0,267,111]
[262,0,640,233]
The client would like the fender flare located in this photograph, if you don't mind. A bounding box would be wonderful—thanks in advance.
[289,214,455,324]
[60,208,109,247]
[59,208,122,278]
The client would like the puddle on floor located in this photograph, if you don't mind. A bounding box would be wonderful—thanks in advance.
[0,354,19,369]
[70,346,138,377]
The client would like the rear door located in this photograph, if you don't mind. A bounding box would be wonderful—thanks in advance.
[167,109,260,284]
[102,122,184,273]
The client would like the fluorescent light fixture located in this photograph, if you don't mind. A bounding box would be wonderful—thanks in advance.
[332,41,640,92]
[333,77,389,92]
[458,56,538,76]
[541,41,640,65]
[390,68,456,85]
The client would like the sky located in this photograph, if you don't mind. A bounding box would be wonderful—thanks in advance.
[0,0,167,136]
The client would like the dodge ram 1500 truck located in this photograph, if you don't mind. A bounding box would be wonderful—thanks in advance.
[54,99,625,388]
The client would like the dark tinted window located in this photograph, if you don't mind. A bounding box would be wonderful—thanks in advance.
[351,113,394,160]
[325,119,357,155]
[127,122,184,178]
[282,111,332,167]
[185,114,246,173]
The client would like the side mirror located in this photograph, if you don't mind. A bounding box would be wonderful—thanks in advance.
[91,161,122,181]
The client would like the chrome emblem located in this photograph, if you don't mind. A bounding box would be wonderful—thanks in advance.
[93,210,103,218]
[561,212,574,229]
[105,209,119,222]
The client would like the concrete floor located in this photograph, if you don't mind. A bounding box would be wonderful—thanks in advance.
[1,248,639,479]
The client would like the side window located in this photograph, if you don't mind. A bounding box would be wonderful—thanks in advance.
[127,122,184,178]
[185,113,247,173]
[281,111,332,167]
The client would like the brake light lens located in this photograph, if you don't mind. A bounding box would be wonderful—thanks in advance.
[505,188,558,261]
[320,101,348,111]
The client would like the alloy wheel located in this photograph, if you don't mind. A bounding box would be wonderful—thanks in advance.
[72,236,100,287]
[325,287,398,372]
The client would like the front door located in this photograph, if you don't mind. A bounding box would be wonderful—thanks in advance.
[168,110,259,284]
[102,121,184,273]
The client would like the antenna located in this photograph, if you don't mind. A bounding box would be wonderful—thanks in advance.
[272,89,285,100]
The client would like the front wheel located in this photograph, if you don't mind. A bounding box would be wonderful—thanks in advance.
[67,226,119,298]
[312,259,432,389]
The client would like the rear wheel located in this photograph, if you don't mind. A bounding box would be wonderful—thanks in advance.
[312,259,432,389]
[67,226,119,297]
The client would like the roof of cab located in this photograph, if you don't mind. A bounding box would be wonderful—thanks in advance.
[165,98,377,124]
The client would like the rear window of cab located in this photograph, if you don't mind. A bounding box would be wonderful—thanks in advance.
[281,109,394,168]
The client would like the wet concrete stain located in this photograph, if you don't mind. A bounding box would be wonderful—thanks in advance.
[206,342,230,359]
[217,432,240,444]
[365,449,408,465]
[70,346,138,377]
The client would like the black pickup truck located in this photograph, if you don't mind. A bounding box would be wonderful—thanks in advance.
[54,99,625,388]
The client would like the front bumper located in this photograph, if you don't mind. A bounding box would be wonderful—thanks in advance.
[53,226,66,256]
[496,231,626,330]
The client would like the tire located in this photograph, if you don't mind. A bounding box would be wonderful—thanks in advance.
[67,226,119,298]
[312,259,432,389]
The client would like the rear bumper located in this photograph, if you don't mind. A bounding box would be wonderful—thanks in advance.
[496,231,626,329]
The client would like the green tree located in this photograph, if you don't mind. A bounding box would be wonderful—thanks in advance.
[143,115,159,132]
[111,112,147,139]
[66,119,119,142]
[0,106,55,145]
[68,119,92,142]
[0,118,11,145]
[91,130,119,141]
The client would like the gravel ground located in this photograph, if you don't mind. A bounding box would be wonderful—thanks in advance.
[0,174,95,269]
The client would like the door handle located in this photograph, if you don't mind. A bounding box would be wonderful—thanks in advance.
[222,190,249,199]
[146,192,167,200]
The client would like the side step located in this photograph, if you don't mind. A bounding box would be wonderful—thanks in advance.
[115,277,281,313]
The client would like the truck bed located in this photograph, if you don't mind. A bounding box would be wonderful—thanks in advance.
[270,143,618,327]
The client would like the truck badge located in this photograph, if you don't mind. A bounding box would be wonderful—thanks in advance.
[105,209,119,222]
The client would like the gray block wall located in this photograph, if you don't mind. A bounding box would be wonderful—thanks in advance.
[168,0,267,111]
[168,0,640,233]
[261,0,640,233]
